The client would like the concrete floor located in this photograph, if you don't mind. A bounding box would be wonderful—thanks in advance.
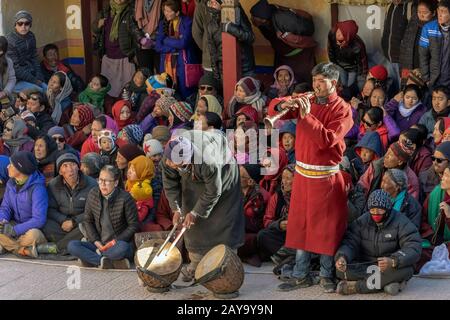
[0,256,448,300]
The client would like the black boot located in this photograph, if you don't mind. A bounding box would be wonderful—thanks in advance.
[37,243,58,254]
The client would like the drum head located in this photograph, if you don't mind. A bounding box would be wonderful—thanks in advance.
[195,244,226,280]
[135,239,182,276]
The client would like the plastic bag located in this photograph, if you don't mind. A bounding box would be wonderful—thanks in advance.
[419,243,450,277]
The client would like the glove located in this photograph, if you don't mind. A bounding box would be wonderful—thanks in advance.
[0,223,16,238]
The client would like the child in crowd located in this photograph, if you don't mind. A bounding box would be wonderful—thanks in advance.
[279,121,296,164]
[123,68,150,112]
[98,129,118,166]
[350,131,383,183]
[125,155,155,229]
[78,74,111,115]
[419,86,450,137]
[143,137,164,208]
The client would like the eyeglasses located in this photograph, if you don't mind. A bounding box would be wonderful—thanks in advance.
[17,95,28,102]
[16,21,31,27]
[362,119,375,127]
[199,85,214,92]
[53,136,65,143]
[97,178,115,185]
[431,156,448,164]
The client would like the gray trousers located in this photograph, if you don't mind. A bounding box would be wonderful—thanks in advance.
[42,219,83,253]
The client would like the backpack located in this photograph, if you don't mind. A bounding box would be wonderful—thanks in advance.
[272,5,315,37]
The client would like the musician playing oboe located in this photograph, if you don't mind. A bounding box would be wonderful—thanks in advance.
[268,62,354,292]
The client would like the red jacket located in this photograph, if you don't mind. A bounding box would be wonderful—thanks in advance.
[181,0,196,18]
[410,145,433,178]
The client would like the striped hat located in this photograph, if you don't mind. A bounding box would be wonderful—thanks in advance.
[145,73,173,94]
[155,96,177,116]
[169,101,193,123]
[124,124,144,145]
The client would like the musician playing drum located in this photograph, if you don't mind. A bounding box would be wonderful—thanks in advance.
[161,130,245,282]
[268,62,354,293]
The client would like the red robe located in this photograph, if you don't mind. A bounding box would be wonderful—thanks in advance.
[268,91,353,256]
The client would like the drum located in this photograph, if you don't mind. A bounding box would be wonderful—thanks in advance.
[134,239,182,293]
[195,244,244,299]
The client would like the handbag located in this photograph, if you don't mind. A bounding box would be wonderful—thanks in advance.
[183,50,203,88]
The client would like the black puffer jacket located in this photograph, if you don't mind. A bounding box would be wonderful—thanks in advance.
[398,192,422,230]
[93,2,143,60]
[6,31,44,83]
[335,210,422,269]
[84,187,139,243]
[47,173,98,225]
[399,12,422,70]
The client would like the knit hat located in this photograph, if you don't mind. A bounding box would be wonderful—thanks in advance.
[20,110,36,122]
[437,141,450,161]
[14,10,32,25]
[198,72,219,89]
[367,189,393,211]
[151,125,171,144]
[279,121,296,137]
[118,144,145,162]
[145,73,173,94]
[98,129,117,149]
[155,96,177,117]
[408,69,426,87]
[369,65,388,82]
[10,151,37,176]
[74,104,94,130]
[48,126,65,137]
[169,101,194,123]
[164,135,194,164]
[242,164,263,183]
[386,168,408,190]
[389,142,413,163]
[143,139,164,157]
[123,124,144,145]
[56,151,80,173]
[250,0,275,20]
[236,77,260,96]
[81,152,103,178]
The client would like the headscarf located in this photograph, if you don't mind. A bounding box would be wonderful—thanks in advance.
[125,155,155,191]
[228,77,266,122]
[36,134,58,167]
[109,0,130,42]
[334,20,359,47]
[48,71,73,124]
[112,100,135,130]
[271,65,296,92]
[3,118,34,153]
[191,95,223,120]
[73,104,95,130]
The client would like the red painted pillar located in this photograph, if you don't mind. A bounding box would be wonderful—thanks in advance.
[222,32,241,110]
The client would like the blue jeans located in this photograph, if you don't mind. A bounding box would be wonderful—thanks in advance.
[67,240,134,266]
[291,250,335,279]
[13,81,48,94]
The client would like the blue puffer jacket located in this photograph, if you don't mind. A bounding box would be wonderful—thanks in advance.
[419,19,442,87]
[0,171,48,236]
[350,131,383,183]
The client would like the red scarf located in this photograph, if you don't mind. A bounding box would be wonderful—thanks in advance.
[42,60,70,75]
[112,100,135,130]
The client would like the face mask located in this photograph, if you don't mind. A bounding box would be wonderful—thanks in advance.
[370,214,385,223]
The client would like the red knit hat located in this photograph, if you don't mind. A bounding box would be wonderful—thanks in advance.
[74,104,94,130]
[389,142,413,163]
[236,77,259,96]
[369,65,388,82]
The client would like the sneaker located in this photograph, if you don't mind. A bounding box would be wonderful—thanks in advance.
[336,280,358,295]
[17,246,38,258]
[180,265,195,282]
[384,282,406,296]
[113,258,131,270]
[37,243,58,254]
[78,259,95,268]
[320,277,336,293]
[99,257,114,269]
[277,275,313,292]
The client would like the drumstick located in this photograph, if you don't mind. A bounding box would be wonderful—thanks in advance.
[165,227,187,256]
[155,222,179,257]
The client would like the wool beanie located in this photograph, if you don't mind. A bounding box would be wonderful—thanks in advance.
[145,73,173,94]
[169,101,194,123]
[118,144,145,162]
[151,126,171,144]
[437,141,450,160]
[369,65,388,82]
[81,152,103,178]
[143,139,164,157]
[48,126,65,137]
[98,129,117,149]
[242,164,263,183]
[386,168,408,190]
[56,151,80,173]
[367,189,393,211]
[14,10,32,25]
[389,142,413,163]
[250,0,275,20]
[198,72,219,89]
[123,124,144,145]
[74,104,95,129]
[164,136,194,164]
[11,151,37,176]
[155,96,177,116]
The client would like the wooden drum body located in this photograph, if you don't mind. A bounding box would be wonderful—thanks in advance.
[134,239,182,293]
[195,244,244,299]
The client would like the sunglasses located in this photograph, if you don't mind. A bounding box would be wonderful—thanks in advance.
[362,119,375,127]
[53,136,65,143]
[4,127,12,132]
[431,156,448,164]
[29,95,39,101]
[16,21,31,27]
[199,85,214,92]
[17,95,28,102]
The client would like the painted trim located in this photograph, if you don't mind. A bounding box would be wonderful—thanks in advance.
[62,57,85,65]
